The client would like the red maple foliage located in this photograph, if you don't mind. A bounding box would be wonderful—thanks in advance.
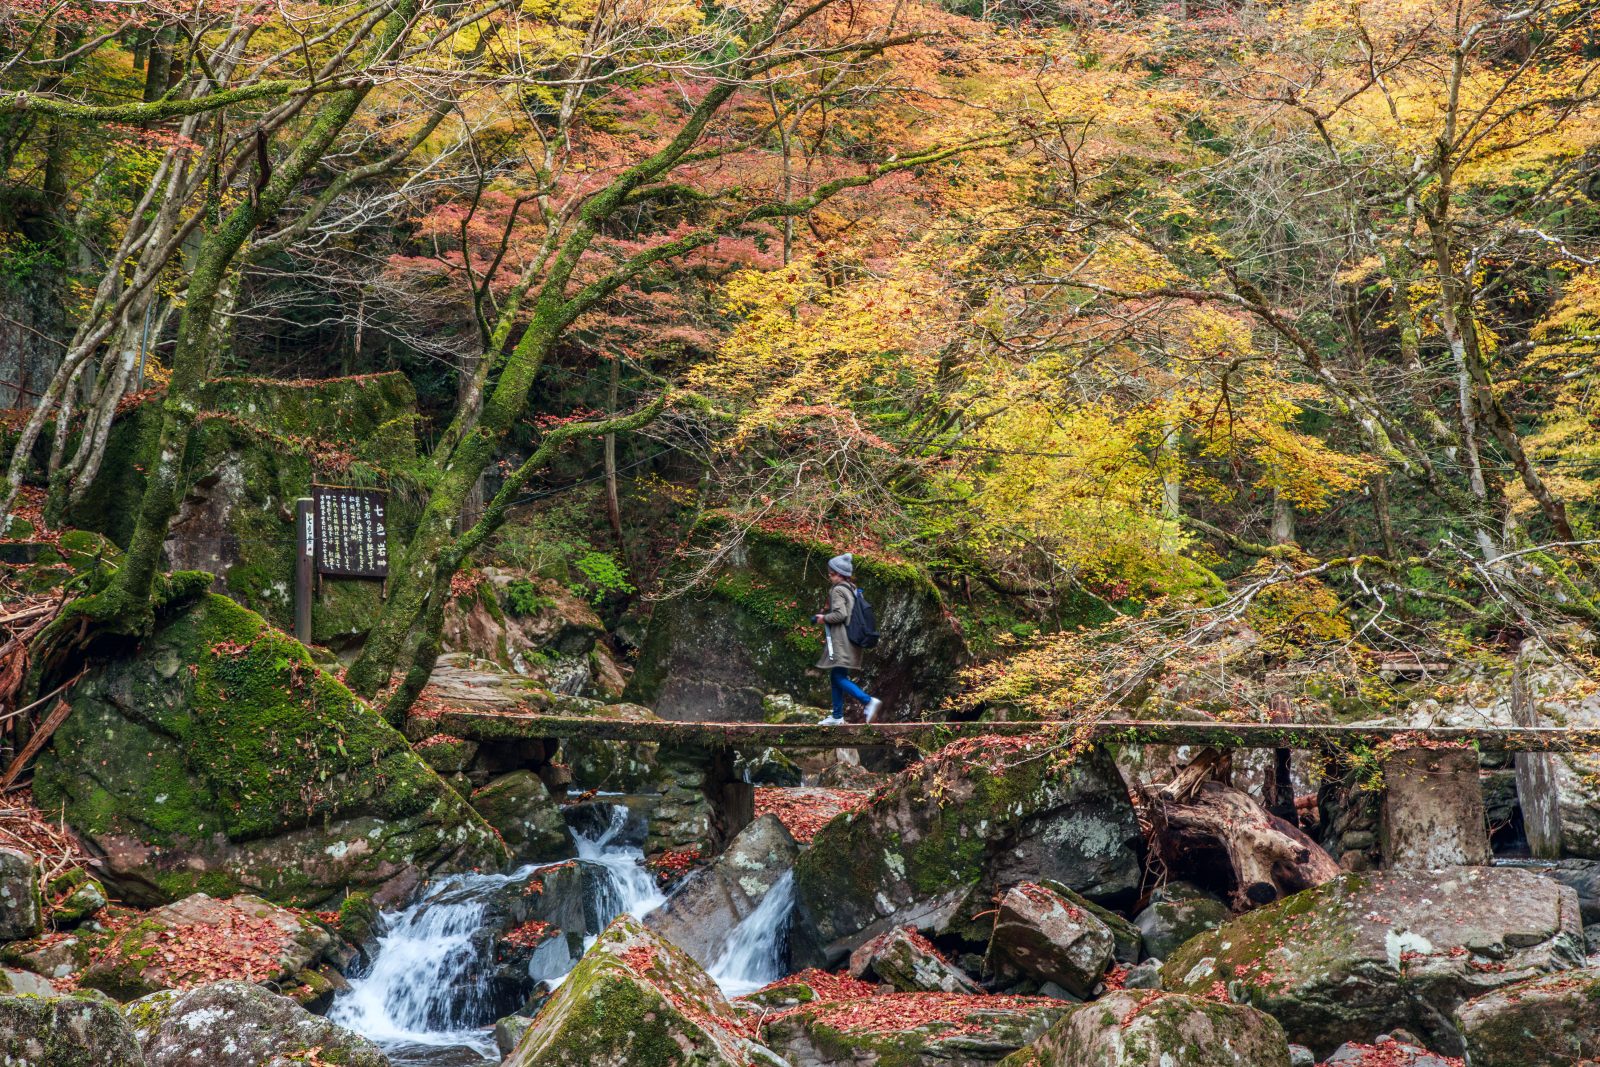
[502,919,554,949]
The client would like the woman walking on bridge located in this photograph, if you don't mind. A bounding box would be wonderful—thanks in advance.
[815,554,883,726]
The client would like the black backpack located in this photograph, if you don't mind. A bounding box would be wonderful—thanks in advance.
[846,586,880,648]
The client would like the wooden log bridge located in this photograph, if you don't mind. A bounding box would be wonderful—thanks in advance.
[442,711,1594,860]
[438,712,1600,753]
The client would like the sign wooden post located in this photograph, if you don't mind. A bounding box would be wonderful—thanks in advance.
[294,497,314,645]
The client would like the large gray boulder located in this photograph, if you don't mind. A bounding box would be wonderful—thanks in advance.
[1162,867,1586,1057]
[792,740,1140,966]
[1455,966,1600,1066]
[1000,991,1291,1067]
[647,814,798,967]
[33,594,505,907]
[0,992,146,1066]
[128,980,387,1066]
[989,882,1114,997]
[0,848,42,941]
[504,915,784,1067]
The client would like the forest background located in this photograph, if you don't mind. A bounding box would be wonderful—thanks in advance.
[5,0,1600,723]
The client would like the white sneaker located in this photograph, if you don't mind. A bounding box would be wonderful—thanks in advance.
[863,698,883,723]
[818,714,845,726]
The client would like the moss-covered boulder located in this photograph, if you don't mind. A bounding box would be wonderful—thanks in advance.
[127,980,386,1067]
[1000,991,1292,1067]
[762,990,1066,1066]
[34,593,506,906]
[1455,966,1600,1066]
[43,870,106,929]
[988,882,1115,997]
[505,914,785,1066]
[1133,881,1232,962]
[68,373,419,647]
[442,570,617,696]
[1162,867,1586,1057]
[0,991,146,1066]
[79,893,334,1001]
[847,926,984,994]
[627,519,968,720]
[470,771,571,864]
[791,739,1141,966]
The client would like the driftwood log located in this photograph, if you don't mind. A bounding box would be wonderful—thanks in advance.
[1147,778,1341,908]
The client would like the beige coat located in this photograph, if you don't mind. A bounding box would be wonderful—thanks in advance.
[815,582,865,670]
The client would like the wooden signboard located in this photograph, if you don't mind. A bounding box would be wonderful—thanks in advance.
[312,486,389,578]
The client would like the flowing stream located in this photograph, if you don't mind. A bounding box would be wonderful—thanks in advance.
[330,804,791,1063]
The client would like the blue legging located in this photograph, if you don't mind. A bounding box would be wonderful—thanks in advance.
[831,667,873,716]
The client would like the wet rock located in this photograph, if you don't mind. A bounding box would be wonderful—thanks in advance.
[1133,881,1233,961]
[443,861,589,1006]
[0,991,146,1066]
[792,740,1140,966]
[989,882,1114,997]
[497,1013,536,1056]
[848,926,983,994]
[35,593,505,907]
[627,520,968,721]
[1162,867,1586,1057]
[1455,966,1600,1065]
[764,991,1065,1067]
[127,980,386,1067]
[1319,1036,1459,1066]
[470,771,571,863]
[647,814,798,967]
[504,914,783,1066]
[81,893,335,1001]
[0,847,42,941]
[1001,990,1292,1067]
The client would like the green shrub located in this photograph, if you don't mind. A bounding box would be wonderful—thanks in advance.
[505,578,555,616]
[571,550,634,603]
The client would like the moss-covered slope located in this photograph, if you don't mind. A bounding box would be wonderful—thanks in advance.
[34,593,506,906]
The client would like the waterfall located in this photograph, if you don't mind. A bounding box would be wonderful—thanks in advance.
[574,804,666,925]
[331,804,663,1061]
[708,870,794,997]
[328,866,536,1057]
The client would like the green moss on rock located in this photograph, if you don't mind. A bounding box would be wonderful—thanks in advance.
[34,593,506,906]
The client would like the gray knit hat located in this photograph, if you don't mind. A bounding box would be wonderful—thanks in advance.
[828,553,853,577]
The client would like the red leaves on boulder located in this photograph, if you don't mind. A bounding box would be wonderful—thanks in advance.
[752,968,882,1004]
[754,787,868,843]
[783,991,1060,1038]
[647,847,702,885]
[502,920,554,949]
[1316,1037,1465,1066]
[619,942,658,976]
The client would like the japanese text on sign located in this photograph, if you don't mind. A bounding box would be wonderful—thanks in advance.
[312,487,389,578]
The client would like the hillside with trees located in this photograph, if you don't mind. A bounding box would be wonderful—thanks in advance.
[4,1,1600,1065]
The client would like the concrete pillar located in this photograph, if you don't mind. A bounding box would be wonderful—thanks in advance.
[1381,747,1491,868]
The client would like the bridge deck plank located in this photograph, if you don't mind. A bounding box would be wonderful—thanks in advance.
[434,712,1600,753]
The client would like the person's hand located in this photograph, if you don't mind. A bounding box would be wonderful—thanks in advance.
[814,614,825,623]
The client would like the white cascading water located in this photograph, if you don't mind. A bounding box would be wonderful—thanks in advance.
[575,805,666,922]
[329,865,538,1057]
[331,804,666,1062]
[708,869,795,997]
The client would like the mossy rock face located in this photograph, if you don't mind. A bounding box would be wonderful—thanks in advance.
[1161,867,1587,1058]
[762,991,1065,1067]
[1455,966,1600,1066]
[44,869,107,928]
[127,980,387,1067]
[1000,990,1292,1067]
[627,518,968,721]
[469,771,571,864]
[0,847,43,941]
[34,593,506,907]
[505,914,783,1067]
[1133,881,1232,962]
[0,991,147,1066]
[791,741,1141,967]
[67,374,420,647]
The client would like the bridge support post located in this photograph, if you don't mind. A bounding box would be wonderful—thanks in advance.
[1380,747,1490,868]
